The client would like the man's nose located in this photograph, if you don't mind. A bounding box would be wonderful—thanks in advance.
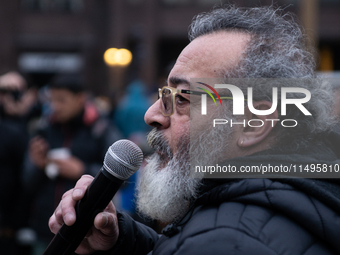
[144,99,170,129]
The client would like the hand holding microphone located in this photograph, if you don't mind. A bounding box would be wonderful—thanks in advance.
[49,175,118,254]
[46,140,144,255]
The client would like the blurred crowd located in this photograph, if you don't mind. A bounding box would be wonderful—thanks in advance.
[0,70,154,255]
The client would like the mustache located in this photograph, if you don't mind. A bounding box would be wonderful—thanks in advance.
[147,128,173,160]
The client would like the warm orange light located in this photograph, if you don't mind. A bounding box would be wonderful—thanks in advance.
[104,48,132,66]
[104,48,118,66]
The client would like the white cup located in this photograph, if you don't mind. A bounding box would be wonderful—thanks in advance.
[45,148,71,179]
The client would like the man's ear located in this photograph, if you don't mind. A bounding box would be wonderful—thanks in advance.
[237,101,278,148]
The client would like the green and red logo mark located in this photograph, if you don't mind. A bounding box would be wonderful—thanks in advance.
[196,82,223,107]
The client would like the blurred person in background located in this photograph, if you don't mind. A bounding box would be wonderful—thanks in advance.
[23,73,121,254]
[0,71,40,135]
[0,71,40,254]
[0,88,27,254]
[113,80,151,142]
[112,80,152,220]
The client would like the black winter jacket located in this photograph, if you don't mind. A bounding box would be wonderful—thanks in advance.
[0,120,26,230]
[100,133,340,255]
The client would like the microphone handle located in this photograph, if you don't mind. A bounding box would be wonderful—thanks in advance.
[43,168,124,255]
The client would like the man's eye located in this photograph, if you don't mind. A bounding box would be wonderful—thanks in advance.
[175,95,188,106]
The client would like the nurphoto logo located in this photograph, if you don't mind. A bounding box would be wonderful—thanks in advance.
[198,82,311,116]
[196,82,312,128]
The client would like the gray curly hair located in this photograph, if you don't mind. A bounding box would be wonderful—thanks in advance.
[189,5,334,147]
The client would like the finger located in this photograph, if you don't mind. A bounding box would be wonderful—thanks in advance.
[72,175,94,200]
[54,202,65,226]
[93,212,118,237]
[58,175,94,226]
[49,159,63,165]
[82,212,118,252]
[49,202,64,234]
[49,213,62,234]
[37,139,48,151]
[93,202,118,236]
[103,201,116,216]
[74,239,95,255]
[60,189,77,226]
[30,137,48,152]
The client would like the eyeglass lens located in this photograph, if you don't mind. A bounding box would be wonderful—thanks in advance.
[161,88,172,115]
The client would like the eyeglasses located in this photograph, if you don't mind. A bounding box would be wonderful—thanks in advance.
[158,86,234,116]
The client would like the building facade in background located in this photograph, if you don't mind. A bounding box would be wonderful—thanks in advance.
[0,0,339,100]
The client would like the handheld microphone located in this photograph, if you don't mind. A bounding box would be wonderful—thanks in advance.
[43,139,144,255]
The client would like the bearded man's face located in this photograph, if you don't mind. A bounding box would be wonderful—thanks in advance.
[139,31,248,223]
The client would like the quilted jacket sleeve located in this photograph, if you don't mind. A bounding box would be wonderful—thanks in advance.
[171,227,279,255]
[149,201,336,255]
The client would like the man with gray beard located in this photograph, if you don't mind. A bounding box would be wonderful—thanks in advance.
[48,5,340,255]
[136,129,197,223]
[137,113,233,224]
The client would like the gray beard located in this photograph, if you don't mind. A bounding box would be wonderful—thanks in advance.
[136,113,233,223]
[136,129,200,223]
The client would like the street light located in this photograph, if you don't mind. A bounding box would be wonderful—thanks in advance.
[104,48,133,67]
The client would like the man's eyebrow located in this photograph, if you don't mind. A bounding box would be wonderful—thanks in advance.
[167,76,190,88]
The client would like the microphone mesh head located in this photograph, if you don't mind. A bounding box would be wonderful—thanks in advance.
[103,140,143,180]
